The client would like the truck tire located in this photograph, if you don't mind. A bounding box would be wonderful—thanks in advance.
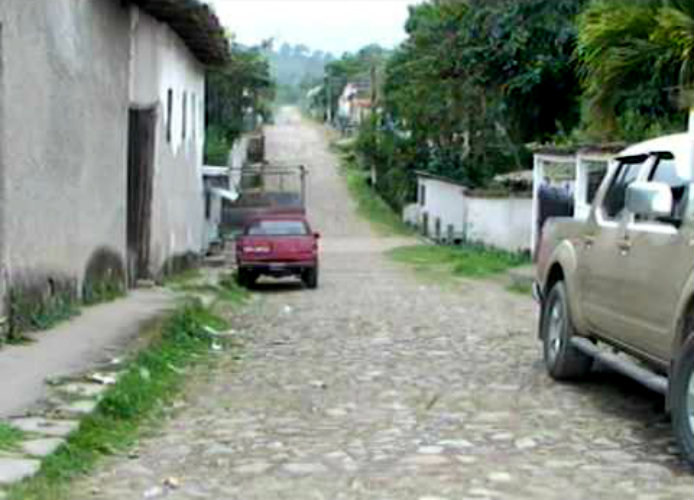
[236,268,248,288]
[541,281,593,380]
[671,335,694,466]
[303,268,318,289]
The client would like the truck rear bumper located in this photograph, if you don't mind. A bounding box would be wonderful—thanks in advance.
[239,261,316,278]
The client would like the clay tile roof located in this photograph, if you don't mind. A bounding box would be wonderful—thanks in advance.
[129,0,230,66]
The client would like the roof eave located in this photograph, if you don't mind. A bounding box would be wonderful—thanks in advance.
[129,0,231,66]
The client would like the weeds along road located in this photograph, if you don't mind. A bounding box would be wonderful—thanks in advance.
[75,108,693,500]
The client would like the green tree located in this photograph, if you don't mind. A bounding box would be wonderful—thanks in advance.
[378,0,583,189]
[205,42,275,164]
[323,45,390,121]
[577,0,694,138]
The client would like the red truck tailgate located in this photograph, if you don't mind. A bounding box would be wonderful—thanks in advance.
[238,235,316,262]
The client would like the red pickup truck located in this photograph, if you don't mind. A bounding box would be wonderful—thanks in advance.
[235,215,320,289]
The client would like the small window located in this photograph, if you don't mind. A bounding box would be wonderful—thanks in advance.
[419,184,426,206]
[166,89,173,143]
[602,157,645,219]
[182,91,187,140]
[585,162,608,204]
[649,155,684,185]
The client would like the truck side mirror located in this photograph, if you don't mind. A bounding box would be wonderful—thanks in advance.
[626,181,673,218]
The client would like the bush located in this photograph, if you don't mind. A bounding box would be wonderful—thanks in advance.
[8,276,79,340]
[389,244,530,279]
[354,118,418,212]
[204,125,231,166]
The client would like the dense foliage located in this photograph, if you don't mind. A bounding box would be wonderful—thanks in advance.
[324,0,693,210]
[205,42,275,165]
[332,0,584,208]
[577,0,693,139]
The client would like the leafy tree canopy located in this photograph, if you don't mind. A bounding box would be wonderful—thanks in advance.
[375,0,584,190]
[205,41,275,164]
[577,0,693,139]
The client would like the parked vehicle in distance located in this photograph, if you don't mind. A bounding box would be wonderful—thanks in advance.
[235,215,320,289]
[535,133,694,466]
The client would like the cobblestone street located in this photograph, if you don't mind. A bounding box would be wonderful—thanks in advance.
[75,109,694,500]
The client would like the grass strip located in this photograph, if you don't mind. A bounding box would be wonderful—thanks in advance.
[0,423,25,452]
[7,292,242,500]
[335,147,413,237]
[506,281,533,296]
[161,268,203,288]
[172,274,247,307]
[388,244,530,279]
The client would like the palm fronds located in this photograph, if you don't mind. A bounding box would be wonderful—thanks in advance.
[577,0,694,135]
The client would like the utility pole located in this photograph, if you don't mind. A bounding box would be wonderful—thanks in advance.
[370,62,378,187]
[325,76,332,124]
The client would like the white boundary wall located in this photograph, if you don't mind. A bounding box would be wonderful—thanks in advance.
[464,197,532,252]
[409,175,533,251]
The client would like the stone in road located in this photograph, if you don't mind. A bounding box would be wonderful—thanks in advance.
[74,109,693,499]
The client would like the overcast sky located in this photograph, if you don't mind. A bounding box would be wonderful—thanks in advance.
[208,0,417,56]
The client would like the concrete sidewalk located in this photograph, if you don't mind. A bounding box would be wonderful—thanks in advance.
[0,288,177,418]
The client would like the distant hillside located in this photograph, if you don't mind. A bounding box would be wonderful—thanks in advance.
[269,43,334,104]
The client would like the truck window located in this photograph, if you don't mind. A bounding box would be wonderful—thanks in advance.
[586,163,608,204]
[246,220,309,236]
[602,159,644,219]
[647,154,689,226]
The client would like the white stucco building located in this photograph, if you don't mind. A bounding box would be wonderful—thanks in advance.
[464,197,533,252]
[405,172,533,252]
[127,3,226,277]
[411,173,467,242]
[337,82,372,127]
[0,0,230,331]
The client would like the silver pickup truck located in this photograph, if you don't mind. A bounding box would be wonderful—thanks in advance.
[535,133,694,465]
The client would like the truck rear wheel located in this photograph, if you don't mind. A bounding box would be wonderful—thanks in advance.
[541,281,592,380]
[671,335,694,466]
[236,268,247,288]
[303,268,318,289]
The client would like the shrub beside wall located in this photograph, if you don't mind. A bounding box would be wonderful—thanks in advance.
[7,273,80,341]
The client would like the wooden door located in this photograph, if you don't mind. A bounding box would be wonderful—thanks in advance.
[127,108,156,284]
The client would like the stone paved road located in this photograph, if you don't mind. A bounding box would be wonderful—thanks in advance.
[75,109,693,500]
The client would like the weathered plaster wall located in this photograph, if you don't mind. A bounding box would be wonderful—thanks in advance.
[0,23,6,322]
[415,176,532,251]
[419,178,466,238]
[465,197,533,252]
[0,1,130,295]
[129,9,206,275]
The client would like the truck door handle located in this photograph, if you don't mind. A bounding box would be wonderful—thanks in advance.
[584,236,595,248]
[618,240,632,254]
